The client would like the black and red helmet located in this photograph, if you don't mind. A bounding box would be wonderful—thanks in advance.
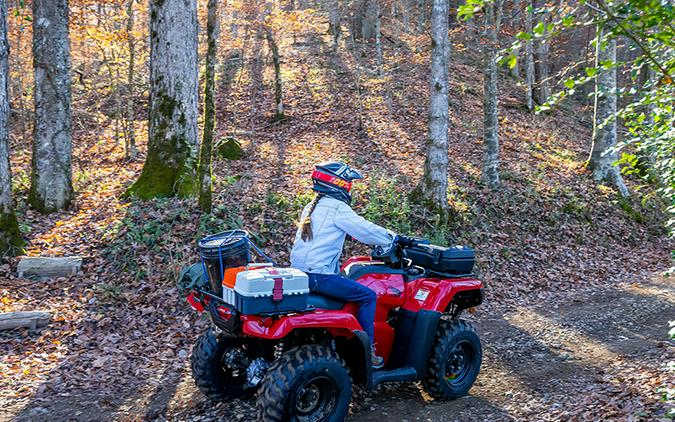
[311,161,363,204]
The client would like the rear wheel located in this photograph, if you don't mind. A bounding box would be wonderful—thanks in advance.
[191,330,265,401]
[257,344,352,422]
[422,319,482,399]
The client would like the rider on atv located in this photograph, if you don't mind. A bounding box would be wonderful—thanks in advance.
[185,161,483,421]
[291,161,402,368]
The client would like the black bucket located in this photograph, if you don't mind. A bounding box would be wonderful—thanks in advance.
[198,230,251,295]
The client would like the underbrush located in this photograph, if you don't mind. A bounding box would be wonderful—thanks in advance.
[355,174,471,245]
[102,168,671,294]
[104,198,246,280]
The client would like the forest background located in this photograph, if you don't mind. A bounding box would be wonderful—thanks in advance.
[0,0,673,420]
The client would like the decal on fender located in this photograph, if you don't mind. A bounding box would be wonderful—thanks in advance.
[414,288,430,302]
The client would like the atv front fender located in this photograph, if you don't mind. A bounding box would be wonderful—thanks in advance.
[241,310,362,339]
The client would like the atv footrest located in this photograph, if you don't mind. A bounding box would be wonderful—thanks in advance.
[369,366,418,390]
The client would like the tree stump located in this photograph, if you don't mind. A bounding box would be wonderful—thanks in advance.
[0,311,51,331]
[17,256,82,279]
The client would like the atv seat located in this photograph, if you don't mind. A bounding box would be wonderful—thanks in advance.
[307,293,345,310]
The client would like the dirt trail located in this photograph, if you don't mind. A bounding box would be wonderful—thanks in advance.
[349,278,675,421]
[4,278,672,422]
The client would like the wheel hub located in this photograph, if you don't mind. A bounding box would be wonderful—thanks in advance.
[293,376,337,420]
[296,383,321,413]
[223,347,249,378]
[445,341,472,382]
[245,357,270,388]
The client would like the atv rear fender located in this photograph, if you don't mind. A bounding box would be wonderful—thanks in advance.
[241,310,362,339]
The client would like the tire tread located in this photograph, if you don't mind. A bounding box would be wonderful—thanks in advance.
[257,344,352,422]
[422,319,481,400]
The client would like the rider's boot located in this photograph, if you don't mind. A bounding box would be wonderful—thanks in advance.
[371,345,384,369]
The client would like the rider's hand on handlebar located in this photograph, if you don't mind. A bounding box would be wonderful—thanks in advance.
[395,235,417,248]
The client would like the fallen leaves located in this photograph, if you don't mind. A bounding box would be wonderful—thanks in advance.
[0,19,673,422]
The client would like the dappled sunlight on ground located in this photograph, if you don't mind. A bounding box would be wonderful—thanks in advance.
[1,26,672,422]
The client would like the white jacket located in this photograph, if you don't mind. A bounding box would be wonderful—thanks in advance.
[290,196,395,274]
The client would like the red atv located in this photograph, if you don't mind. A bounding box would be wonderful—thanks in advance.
[184,230,484,421]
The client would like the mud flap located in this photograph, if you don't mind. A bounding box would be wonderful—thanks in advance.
[405,309,441,375]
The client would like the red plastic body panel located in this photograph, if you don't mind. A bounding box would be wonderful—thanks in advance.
[241,310,361,339]
[226,256,483,365]
[186,292,205,313]
[400,277,483,313]
[340,255,375,272]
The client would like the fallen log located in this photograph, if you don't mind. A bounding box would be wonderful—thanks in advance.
[0,311,51,331]
[17,256,82,279]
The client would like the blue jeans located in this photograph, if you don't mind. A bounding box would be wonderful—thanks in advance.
[307,273,377,347]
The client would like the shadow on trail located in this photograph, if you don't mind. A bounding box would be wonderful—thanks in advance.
[531,279,674,359]
[6,269,196,422]
[352,280,673,421]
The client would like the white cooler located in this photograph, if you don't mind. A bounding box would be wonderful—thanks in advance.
[234,267,309,314]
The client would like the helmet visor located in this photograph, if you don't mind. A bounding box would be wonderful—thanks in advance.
[312,170,353,192]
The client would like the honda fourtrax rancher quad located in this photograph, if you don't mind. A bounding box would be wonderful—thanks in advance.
[182,230,484,422]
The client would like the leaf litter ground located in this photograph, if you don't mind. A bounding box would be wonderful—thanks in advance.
[0,29,673,421]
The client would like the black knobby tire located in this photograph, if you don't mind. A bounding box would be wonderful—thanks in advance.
[257,344,352,422]
[422,319,482,399]
[191,330,255,401]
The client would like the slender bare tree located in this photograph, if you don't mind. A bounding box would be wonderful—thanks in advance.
[30,0,74,213]
[199,0,219,213]
[0,0,23,254]
[125,0,137,160]
[415,0,449,212]
[587,23,629,197]
[328,0,342,51]
[481,0,504,189]
[416,0,426,33]
[509,0,521,80]
[266,28,285,120]
[533,2,550,104]
[524,0,535,111]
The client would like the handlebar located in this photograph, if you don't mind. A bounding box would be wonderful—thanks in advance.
[371,235,429,266]
[395,235,428,248]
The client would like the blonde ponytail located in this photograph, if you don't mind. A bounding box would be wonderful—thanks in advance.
[299,195,322,242]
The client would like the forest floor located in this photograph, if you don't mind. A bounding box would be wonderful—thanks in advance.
[1,28,673,421]
[2,276,673,421]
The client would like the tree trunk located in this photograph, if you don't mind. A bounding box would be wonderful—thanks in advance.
[220,50,242,95]
[374,0,382,74]
[199,0,219,213]
[416,0,426,33]
[328,0,342,51]
[509,0,521,79]
[481,0,502,189]
[0,1,23,255]
[402,0,411,32]
[30,0,74,214]
[524,0,535,111]
[362,0,378,40]
[265,27,285,121]
[587,25,628,197]
[126,0,137,160]
[415,0,449,212]
[350,0,364,42]
[125,0,199,199]
[533,5,550,104]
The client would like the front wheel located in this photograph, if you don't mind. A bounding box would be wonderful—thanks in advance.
[422,319,482,399]
[257,344,352,422]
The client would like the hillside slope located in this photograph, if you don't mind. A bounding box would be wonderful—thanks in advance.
[0,28,672,421]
